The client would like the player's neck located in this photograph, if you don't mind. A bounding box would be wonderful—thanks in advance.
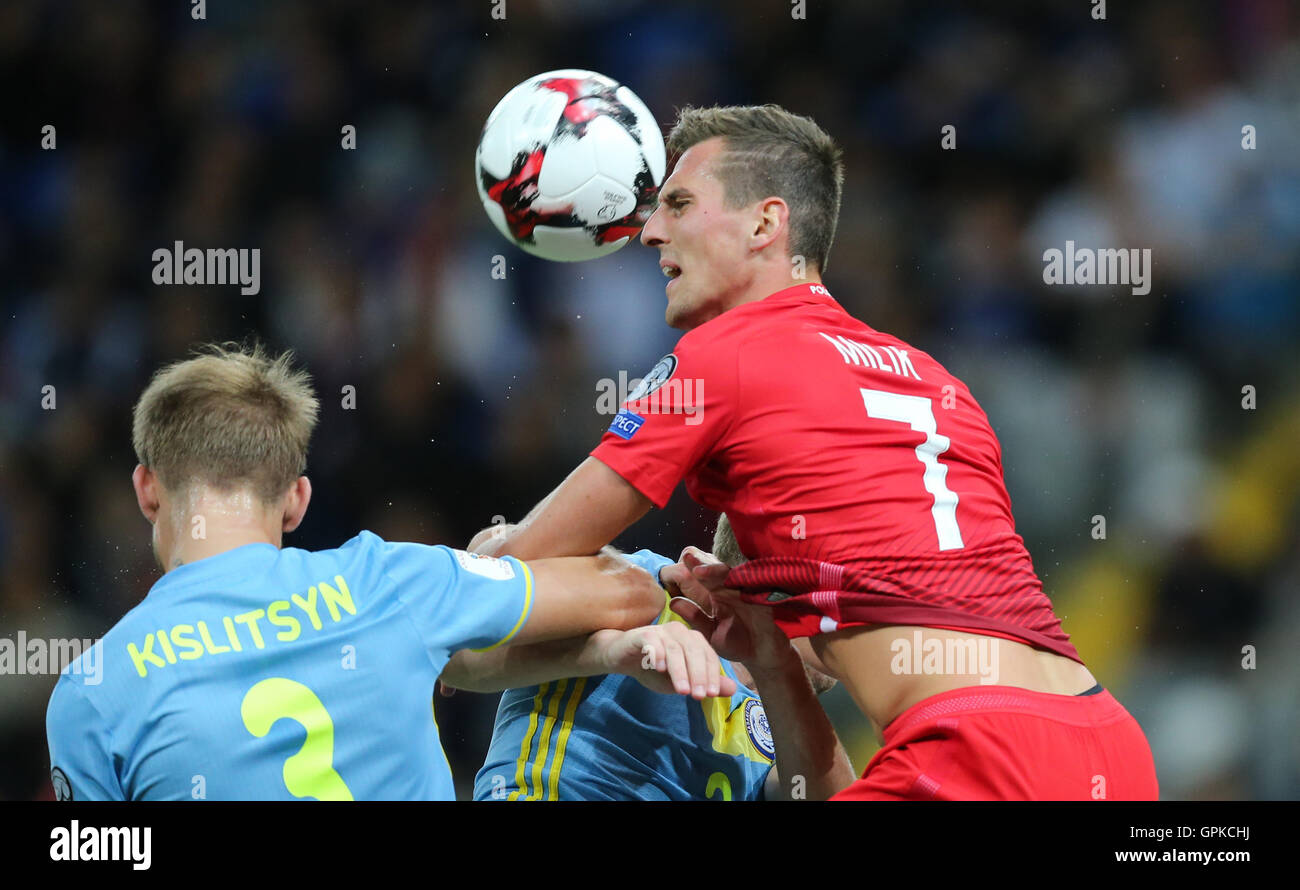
[751,270,824,304]
[684,269,826,330]
[159,489,282,572]
[165,526,279,572]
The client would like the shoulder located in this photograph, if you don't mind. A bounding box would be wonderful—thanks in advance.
[335,529,388,556]
[81,598,158,676]
[47,664,109,726]
[658,312,756,387]
[335,531,456,573]
[675,305,765,354]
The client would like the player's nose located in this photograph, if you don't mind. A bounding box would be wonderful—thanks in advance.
[640,205,666,247]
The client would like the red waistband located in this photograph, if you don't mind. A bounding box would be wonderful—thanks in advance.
[882,684,1127,742]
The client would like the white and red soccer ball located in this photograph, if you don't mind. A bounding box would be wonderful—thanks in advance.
[475,69,666,262]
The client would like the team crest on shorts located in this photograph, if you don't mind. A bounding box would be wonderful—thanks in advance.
[625,354,678,404]
[744,698,776,760]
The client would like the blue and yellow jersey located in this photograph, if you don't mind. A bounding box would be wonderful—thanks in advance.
[46,532,533,800]
[473,550,776,801]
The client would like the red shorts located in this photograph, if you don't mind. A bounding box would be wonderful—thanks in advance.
[831,685,1158,800]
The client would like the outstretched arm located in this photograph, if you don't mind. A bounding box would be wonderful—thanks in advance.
[469,457,652,560]
[504,549,667,644]
[442,623,736,699]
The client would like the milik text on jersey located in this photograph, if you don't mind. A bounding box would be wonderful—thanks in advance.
[818,333,923,381]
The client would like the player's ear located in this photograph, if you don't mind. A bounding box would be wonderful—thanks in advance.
[133,464,160,524]
[282,476,311,533]
[750,197,787,251]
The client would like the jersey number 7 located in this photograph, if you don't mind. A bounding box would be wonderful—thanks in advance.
[860,388,964,551]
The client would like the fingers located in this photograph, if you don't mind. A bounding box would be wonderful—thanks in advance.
[663,631,690,696]
[679,545,721,570]
[679,623,714,699]
[675,623,722,698]
[691,562,732,585]
[631,623,729,700]
[659,562,691,598]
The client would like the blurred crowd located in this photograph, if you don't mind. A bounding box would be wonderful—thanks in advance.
[1,0,1297,799]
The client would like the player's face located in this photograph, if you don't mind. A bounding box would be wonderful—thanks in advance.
[641,138,758,330]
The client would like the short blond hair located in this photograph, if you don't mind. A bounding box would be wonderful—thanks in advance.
[132,342,319,504]
[712,513,746,568]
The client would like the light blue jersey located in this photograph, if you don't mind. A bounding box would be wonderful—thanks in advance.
[46,532,532,800]
[473,550,775,801]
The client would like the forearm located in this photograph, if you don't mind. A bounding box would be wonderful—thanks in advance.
[469,457,652,560]
[748,652,856,801]
[442,631,617,693]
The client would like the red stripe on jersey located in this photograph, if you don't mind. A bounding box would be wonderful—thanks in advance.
[729,554,1081,662]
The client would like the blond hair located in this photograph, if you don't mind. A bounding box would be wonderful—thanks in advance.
[712,512,747,568]
[132,342,319,504]
[667,104,844,273]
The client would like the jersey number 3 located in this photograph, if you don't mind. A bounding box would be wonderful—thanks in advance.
[242,678,355,801]
[860,388,964,551]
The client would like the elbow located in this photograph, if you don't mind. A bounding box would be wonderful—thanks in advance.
[440,652,493,693]
[468,523,516,557]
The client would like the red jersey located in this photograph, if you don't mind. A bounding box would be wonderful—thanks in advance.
[591,283,1080,662]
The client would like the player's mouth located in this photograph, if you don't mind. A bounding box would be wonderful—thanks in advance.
[660,261,682,289]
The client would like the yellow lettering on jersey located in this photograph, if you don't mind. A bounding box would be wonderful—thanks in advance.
[127,575,355,679]
[234,609,268,649]
[222,616,243,652]
[156,628,177,664]
[318,576,356,623]
[127,634,166,677]
[267,600,300,641]
[291,586,323,630]
[197,620,230,655]
[170,625,204,660]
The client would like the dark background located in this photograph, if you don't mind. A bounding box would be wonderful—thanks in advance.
[1,0,1297,799]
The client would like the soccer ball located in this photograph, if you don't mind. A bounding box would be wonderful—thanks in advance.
[475,69,666,262]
